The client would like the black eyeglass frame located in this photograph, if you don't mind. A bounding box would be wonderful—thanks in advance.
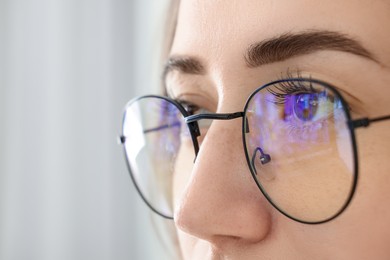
[120,78,390,224]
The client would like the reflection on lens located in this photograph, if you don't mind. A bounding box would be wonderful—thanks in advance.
[122,97,194,218]
[244,79,355,223]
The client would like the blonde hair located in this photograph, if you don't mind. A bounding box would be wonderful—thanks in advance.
[151,1,182,259]
[160,0,180,95]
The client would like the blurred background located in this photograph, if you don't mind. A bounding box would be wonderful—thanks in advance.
[0,0,175,259]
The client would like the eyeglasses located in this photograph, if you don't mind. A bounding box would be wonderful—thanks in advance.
[119,78,390,224]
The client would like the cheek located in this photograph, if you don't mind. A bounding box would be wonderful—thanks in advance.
[176,229,210,260]
[340,123,390,256]
[355,122,390,203]
[357,122,390,188]
[284,122,390,258]
[343,122,390,253]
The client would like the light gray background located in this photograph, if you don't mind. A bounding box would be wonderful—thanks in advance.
[0,0,175,259]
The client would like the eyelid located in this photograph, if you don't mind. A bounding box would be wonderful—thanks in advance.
[175,99,199,114]
[171,91,217,113]
[279,70,365,114]
[320,83,366,116]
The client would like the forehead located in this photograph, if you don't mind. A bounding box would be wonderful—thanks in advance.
[171,0,390,65]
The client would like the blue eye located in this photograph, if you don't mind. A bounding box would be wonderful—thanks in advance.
[293,93,319,121]
[260,79,346,144]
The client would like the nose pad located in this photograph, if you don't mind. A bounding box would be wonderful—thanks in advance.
[187,121,201,162]
[244,117,250,133]
[251,147,272,176]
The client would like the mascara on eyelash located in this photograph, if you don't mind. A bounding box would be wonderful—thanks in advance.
[266,79,322,105]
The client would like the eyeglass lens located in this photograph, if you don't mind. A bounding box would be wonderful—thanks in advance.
[243,79,355,223]
[122,79,356,223]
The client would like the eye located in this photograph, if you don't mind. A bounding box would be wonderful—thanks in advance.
[293,93,319,121]
[289,91,339,124]
[267,79,339,124]
[175,99,215,144]
[184,104,200,116]
[175,100,199,116]
[283,92,333,125]
[177,100,212,116]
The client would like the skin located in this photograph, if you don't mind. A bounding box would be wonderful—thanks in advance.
[164,0,390,259]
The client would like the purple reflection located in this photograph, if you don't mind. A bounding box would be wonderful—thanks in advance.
[152,100,182,157]
[292,93,319,121]
[248,90,335,158]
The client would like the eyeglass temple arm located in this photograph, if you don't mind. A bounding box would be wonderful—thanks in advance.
[119,113,390,143]
[118,122,181,144]
[349,115,390,129]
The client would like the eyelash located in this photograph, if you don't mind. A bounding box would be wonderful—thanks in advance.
[266,74,345,140]
[174,72,316,114]
[176,100,202,116]
[266,79,319,105]
[173,71,353,118]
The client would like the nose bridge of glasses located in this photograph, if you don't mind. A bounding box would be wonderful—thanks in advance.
[184,112,250,138]
[184,112,245,162]
[184,111,245,124]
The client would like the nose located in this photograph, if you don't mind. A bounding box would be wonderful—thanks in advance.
[174,118,272,244]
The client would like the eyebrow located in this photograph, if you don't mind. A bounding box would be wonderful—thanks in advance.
[245,30,377,67]
[163,30,377,82]
[163,56,205,82]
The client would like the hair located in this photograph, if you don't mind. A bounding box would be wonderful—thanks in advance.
[160,0,180,96]
[151,1,181,259]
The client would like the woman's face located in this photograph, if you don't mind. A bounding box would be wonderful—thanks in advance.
[165,0,390,259]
